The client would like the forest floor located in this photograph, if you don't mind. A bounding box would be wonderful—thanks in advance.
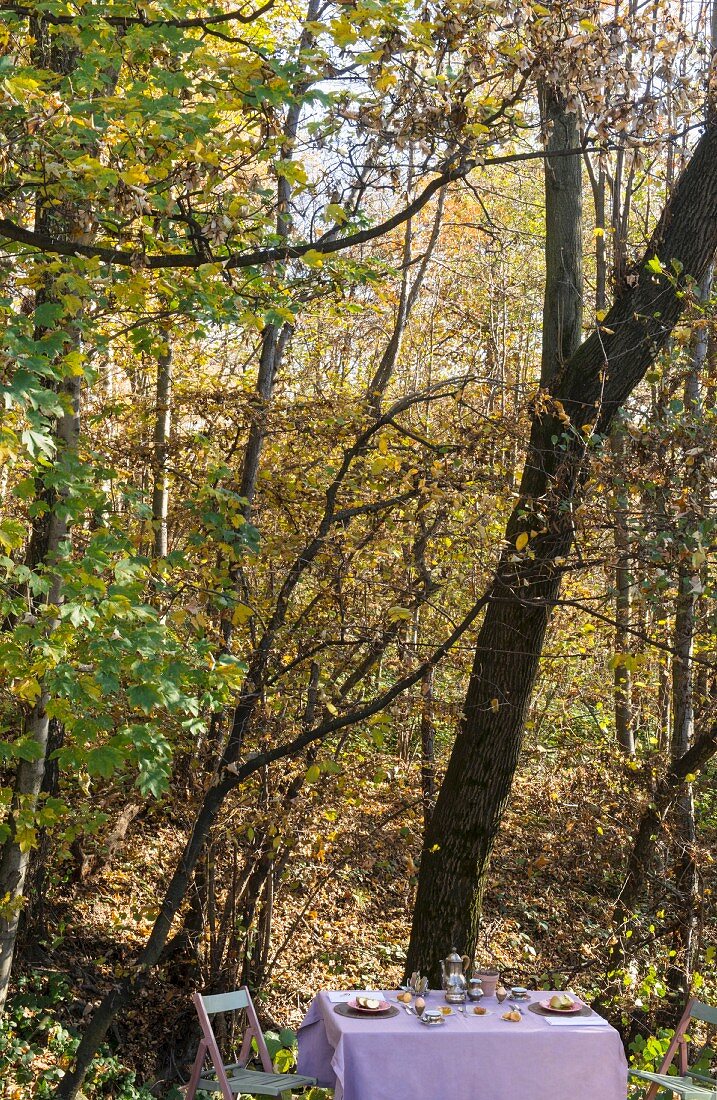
[7,725,717,1097]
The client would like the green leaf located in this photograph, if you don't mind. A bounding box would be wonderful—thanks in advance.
[21,428,55,458]
[86,744,125,777]
[274,1047,295,1073]
[127,683,163,713]
[34,301,65,328]
[14,737,46,762]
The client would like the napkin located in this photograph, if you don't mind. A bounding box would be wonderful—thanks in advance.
[544,1014,610,1027]
[327,990,381,1003]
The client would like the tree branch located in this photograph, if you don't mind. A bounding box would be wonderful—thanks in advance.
[0,1,274,28]
[0,147,602,272]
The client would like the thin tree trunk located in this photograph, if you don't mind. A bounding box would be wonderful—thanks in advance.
[151,347,172,558]
[406,119,717,982]
[0,16,82,1008]
[367,176,446,413]
[237,0,320,520]
[612,429,635,753]
[589,132,636,753]
[615,720,717,922]
[668,265,711,996]
[0,380,80,1010]
[538,82,583,386]
[420,666,436,837]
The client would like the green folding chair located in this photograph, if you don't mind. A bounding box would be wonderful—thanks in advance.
[630,999,717,1100]
[185,987,316,1100]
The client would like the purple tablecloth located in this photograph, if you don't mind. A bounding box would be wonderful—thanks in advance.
[297,990,628,1100]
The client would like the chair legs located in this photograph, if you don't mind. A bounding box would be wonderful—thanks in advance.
[185,1039,208,1100]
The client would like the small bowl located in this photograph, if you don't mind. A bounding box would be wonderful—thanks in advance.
[510,987,530,1000]
[420,1010,445,1027]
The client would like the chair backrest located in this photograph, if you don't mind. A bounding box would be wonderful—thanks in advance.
[691,1002,717,1028]
[193,986,274,1075]
[200,989,251,1015]
[644,998,717,1100]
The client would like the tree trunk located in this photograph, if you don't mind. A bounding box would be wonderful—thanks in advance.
[151,347,172,558]
[612,429,635,753]
[615,720,717,922]
[406,119,717,981]
[237,0,321,520]
[538,82,583,386]
[420,666,436,837]
[0,386,80,1010]
[667,265,711,997]
[0,16,82,1008]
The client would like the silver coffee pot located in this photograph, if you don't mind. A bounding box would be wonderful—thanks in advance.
[440,948,470,1004]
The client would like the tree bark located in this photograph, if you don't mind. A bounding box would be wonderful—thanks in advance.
[612,429,635,754]
[667,265,711,996]
[0,14,82,1008]
[538,82,583,386]
[151,347,172,558]
[420,666,436,837]
[406,119,717,982]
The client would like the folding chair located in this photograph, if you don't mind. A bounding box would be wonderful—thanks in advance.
[185,987,317,1100]
[630,999,717,1100]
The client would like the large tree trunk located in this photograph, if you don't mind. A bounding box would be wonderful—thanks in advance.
[406,118,717,981]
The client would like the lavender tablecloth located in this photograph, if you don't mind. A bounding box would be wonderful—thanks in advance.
[297,990,628,1100]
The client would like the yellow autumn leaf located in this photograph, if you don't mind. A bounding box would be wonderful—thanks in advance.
[515,531,529,552]
[122,164,150,186]
[231,603,254,625]
[375,70,397,91]
[11,677,42,703]
[302,249,325,268]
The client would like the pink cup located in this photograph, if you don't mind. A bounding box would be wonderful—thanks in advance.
[475,970,499,997]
